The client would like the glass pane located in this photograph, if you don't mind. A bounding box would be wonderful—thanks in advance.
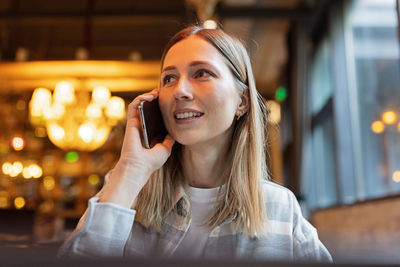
[313,116,338,208]
[303,115,338,210]
[347,0,400,198]
[310,39,333,114]
[303,37,337,210]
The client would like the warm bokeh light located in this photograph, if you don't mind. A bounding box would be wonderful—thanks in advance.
[2,162,12,175]
[78,122,95,143]
[14,196,26,209]
[93,126,109,143]
[43,103,65,120]
[371,121,385,134]
[31,88,52,103]
[88,174,100,186]
[30,164,43,178]
[54,81,75,104]
[43,176,55,191]
[398,122,400,132]
[393,171,400,183]
[30,88,52,117]
[3,161,24,177]
[203,19,218,29]
[22,164,42,179]
[29,81,125,151]
[382,111,397,124]
[1,162,44,178]
[92,86,111,106]
[86,103,102,119]
[11,136,25,151]
[12,161,24,175]
[48,123,65,140]
[9,168,19,177]
[42,105,54,120]
[35,127,47,138]
[16,99,26,111]
[22,167,32,179]
[266,100,281,124]
[53,103,66,118]
[105,96,125,120]
[0,190,9,208]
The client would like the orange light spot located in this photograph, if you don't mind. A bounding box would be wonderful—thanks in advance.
[11,137,25,151]
[371,121,384,134]
[393,171,400,183]
[382,111,397,124]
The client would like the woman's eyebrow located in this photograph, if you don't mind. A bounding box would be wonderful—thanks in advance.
[161,65,176,73]
[162,61,217,73]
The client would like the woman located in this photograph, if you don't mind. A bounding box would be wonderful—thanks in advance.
[58,26,332,262]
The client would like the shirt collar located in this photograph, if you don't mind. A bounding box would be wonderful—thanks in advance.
[163,183,191,231]
[164,183,240,233]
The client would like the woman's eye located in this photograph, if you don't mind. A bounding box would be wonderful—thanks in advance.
[194,70,213,79]
[163,75,177,85]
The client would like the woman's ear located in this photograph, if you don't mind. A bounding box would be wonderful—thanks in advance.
[236,90,250,118]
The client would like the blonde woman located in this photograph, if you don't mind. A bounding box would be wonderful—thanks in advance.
[58,26,332,262]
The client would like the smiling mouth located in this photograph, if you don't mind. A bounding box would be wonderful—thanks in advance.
[174,112,204,120]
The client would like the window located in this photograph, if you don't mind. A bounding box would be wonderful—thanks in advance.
[345,0,400,199]
[302,38,338,210]
[302,0,400,210]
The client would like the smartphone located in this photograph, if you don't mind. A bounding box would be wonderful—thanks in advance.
[138,98,168,149]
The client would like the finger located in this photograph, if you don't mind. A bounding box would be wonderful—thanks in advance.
[151,134,175,157]
[128,89,158,113]
[128,94,154,112]
[124,117,141,137]
[126,116,141,130]
[127,94,156,119]
[121,117,144,153]
[129,89,158,110]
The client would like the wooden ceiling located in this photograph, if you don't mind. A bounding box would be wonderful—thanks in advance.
[0,0,320,97]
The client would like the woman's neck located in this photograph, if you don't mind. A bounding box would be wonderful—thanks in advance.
[181,131,233,188]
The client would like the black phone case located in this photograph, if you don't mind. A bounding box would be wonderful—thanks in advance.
[139,99,168,149]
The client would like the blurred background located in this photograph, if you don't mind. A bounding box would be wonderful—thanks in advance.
[0,0,399,264]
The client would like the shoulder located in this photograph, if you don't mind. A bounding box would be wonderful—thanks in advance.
[260,181,333,262]
[261,180,301,221]
[261,180,297,205]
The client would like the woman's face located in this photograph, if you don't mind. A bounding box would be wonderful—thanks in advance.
[158,35,242,146]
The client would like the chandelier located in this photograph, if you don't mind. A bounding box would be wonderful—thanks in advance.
[29,81,125,151]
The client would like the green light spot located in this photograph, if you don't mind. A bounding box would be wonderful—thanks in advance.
[275,86,287,102]
[65,151,79,163]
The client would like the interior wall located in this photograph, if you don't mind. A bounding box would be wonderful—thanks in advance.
[311,196,400,264]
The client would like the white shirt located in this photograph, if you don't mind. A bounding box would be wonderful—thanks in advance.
[172,185,223,258]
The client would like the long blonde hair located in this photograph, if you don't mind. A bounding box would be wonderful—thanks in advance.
[134,26,269,237]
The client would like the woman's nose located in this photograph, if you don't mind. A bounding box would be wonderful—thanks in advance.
[173,76,194,101]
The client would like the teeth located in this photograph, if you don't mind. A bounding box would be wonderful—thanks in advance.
[175,112,202,119]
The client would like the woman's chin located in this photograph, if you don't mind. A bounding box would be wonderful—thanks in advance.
[175,138,197,146]
[173,134,201,146]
